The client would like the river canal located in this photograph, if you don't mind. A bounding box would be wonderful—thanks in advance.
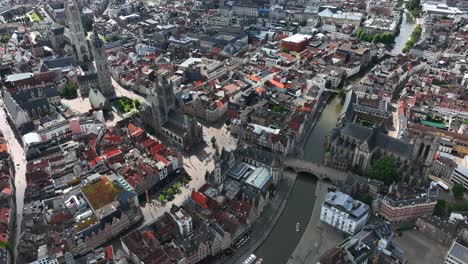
[255,97,342,263]
[392,11,417,54]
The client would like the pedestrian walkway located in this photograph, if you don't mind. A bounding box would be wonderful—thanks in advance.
[287,181,342,264]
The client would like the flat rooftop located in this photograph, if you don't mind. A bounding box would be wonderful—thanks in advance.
[81,176,124,211]
[244,166,272,190]
[282,34,312,44]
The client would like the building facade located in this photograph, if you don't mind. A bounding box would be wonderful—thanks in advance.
[379,184,438,222]
[92,30,114,97]
[445,240,468,264]
[142,74,203,150]
[320,191,370,235]
[64,0,91,62]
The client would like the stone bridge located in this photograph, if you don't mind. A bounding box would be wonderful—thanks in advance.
[283,157,348,185]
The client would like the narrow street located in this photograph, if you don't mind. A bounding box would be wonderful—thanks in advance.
[0,97,26,257]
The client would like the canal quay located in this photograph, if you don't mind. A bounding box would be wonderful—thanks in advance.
[254,14,417,262]
[255,97,342,263]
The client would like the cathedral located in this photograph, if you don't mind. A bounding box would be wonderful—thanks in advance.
[141,73,203,150]
[64,0,91,63]
[325,122,439,185]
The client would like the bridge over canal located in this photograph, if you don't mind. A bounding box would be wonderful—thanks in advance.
[283,157,347,184]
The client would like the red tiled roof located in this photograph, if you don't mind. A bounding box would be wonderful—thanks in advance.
[105,246,114,260]
[104,134,122,143]
[150,144,165,156]
[128,123,144,138]
[143,231,156,241]
[194,80,203,88]
[103,149,122,159]
[0,208,8,224]
[2,188,10,196]
[191,190,208,209]
[141,138,157,149]
[0,144,7,154]
[269,79,286,89]
[155,154,170,165]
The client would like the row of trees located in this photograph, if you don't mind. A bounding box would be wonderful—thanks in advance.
[402,25,422,53]
[434,198,467,217]
[356,28,395,45]
[158,177,189,203]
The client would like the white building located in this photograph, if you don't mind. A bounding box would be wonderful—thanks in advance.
[320,191,370,235]
[445,240,468,264]
[452,165,468,190]
[170,207,193,237]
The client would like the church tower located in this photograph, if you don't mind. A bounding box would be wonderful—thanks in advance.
[157,74,176,119]
[92,29,114,97]
[65,0,91,63]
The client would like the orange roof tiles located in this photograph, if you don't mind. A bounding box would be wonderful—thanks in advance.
[269,79,286,89]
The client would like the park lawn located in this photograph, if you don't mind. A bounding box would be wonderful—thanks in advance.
[30,11,41,22]
[112,96,136,113]
[81,176,124,210]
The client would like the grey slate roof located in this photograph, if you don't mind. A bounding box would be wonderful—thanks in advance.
[341,123,413,157]
[42,56,76,70]
[323,191,369,219]
[77,73,98,84]
[448,240,468,263]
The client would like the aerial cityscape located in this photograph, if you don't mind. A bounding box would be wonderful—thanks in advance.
[0,0,467,263]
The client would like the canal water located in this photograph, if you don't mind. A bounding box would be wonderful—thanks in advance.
[392,12,417,54]
[255,97,342,263]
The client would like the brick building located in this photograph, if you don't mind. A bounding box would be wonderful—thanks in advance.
[281,34,313,52]
[379,184,438,222]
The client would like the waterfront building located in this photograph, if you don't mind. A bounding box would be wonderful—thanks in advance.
[379,184,438,222]
[445,239,468,264]
[452,165,468,190]
[318,222,407,264]
[320,191,370,235]
[325,122,439,185]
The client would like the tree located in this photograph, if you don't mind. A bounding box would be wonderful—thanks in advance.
[174,182,181,191]
[1,34,10,44]
[61,81,78,99]
[281,47,289,53]
[210,136,217,149]
[367,156,399,185]
[158,194,166,203]
[82,17,93,33]
[361,193,374,206]
[452,183,464,199]
[434,199,447,217]
[182,177,189,184]
[407,0,421,17]
[0,241,12,254]
[338,88,347,101]
[167,188,174,196]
